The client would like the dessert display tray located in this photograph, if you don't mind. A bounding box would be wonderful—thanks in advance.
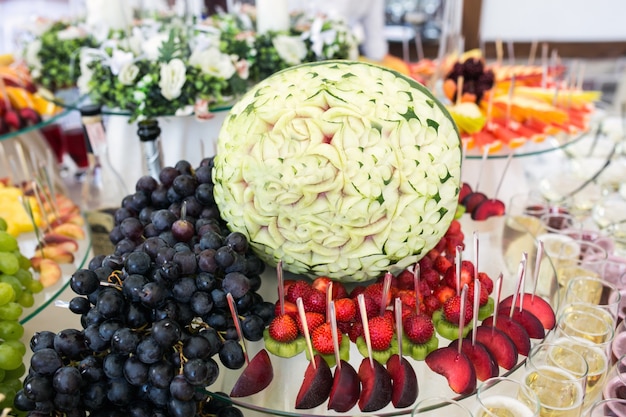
[204,215,559,416]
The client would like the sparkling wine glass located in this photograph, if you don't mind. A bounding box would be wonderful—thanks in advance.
[476,377,540,417]
[551,308,614,408]
[602,354,626,404]
[524,342,588,417]
[586,398,626,417]
[563,276,621,326]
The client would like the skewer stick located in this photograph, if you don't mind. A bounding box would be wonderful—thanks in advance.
[297,297,316,369]
[528,40,538,66]
[413,263,421,315]
[531,241,544,302]
[495,39,503,68]
[492,273,503,334]
[474,146,489,192]
[507,40,515,66]
[226,293,249,365]
[326,281,333,323]
[395,298,403,359]
[457,284,468,354]
[456,76,464,106]
[472,279,481,345]
[455,245,462,296]
[493,151,515,202]
[380,272,392,316]
[277,261,285,316]
[357,294,375,369]
[509,253,527,318]
[329,301,342,370]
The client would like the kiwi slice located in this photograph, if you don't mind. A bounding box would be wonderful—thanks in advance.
[401,334,439,361]
[305,335,351,367]
[263,329,306,358]
[435,317,472,340]
[431,309,443,325]
[478,297,495,321]
[356,336,398,365]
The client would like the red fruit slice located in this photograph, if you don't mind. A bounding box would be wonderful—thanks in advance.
[230,349,273,397]
[448,338,498,381]
[386,354,418,408]
[497,306,546,339]
[295,354,333,409]
[499,293,556,330]
[481,315,531,356]
[474,326,518,370]
[462,192,488,214]
[471,198,505,221]
[425,347,477,395]
[328,359,361,412]
[459,182,473,203]
[358,358,393,412]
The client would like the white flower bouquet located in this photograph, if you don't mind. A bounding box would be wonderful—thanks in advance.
[74,10,359,121]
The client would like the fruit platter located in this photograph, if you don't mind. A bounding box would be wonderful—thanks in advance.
[1,60,573,417]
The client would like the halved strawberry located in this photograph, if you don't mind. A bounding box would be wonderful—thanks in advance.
[477,272,494,294]
[274,300,298,319]
[269,314,299,343]
[421,268,441,290]
[311,276,349,299]
[403,313,435,344]
[423,294,442,316]
[433,284,456,304]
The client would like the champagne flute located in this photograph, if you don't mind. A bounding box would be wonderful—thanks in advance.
[502,192,549,274]
[592,192,626,230]
[476,377,541,417]
[611,320,626,361]
[411,396,473,417]
[563,276,621,326]
[524,342,588,417]
[551,309,614,408]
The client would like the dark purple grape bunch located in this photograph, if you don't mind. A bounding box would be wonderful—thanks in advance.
[445,57,495,104]
[15,159,276,417]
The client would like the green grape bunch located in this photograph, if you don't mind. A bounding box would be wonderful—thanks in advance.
[0,217,44,412]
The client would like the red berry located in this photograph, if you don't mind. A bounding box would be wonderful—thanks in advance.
[403,313,435,344]
[296,311,325,335]
[367,316,394,351]
[303,289,326,314]
[268,314,299,343]
[433,256,453,274]
[418,256,433,271]
[312,322,340,355]
[363,282,391,312]
[478,272,494,294]
[421,268,441,290]
[433,284,455,304]
[442,295,473,326]
[274,301,298,319]
[285,280,312,304]
[423,294,441,316]
[334,298,357,322]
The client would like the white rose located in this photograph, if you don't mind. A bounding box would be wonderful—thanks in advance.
[118,63,140,85]
[159,58,186,100]
[189,48,236,79]
[142,33,168,61]
[110,49,135,75]
[57,26,85,41]
[272,35,307,66]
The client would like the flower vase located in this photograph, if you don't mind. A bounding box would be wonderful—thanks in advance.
[105,110,229,186]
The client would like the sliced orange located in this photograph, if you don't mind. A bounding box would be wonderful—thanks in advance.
[5,86,36,109]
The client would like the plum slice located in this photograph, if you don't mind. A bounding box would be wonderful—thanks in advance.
[474,326,518,370]
[425,347,476,395]
[497,306,545,339]
[472,198,505,220]
[458,182,473,203]
[386,353,418,408]
[328,359,360,412]
[230,349,273,397]
[462,191,488,214]
[358,358,393,412]
[295,354,333,409]
[500,293,556,330]
[482,315,531,356]
[448,338,498,381]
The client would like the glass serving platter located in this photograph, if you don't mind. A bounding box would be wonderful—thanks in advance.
[17,220,91,324]
[201,215,560,416]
